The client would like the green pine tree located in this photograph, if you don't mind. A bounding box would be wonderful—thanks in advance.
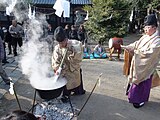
[84,0,130,43]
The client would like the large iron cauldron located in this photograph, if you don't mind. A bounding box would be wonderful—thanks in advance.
[36,86,65,100]
[31,77,67,100]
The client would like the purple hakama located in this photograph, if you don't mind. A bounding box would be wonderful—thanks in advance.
[128,75,153,104]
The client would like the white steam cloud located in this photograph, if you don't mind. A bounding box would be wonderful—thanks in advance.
[2,0,67,90]
[6,0,17,16]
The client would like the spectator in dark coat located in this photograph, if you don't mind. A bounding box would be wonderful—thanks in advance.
[69,25,78,40]
[3,27,13,55]
[78,24,86,44]
[0,26,9,63]
[64,24,70,38]
[0,36,11,85]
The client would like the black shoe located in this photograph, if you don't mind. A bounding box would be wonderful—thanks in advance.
[2,60,9,63]
[14,54,17,56]
[133,102,145,108]
[61,96,69,103]
[8,53,12,55]
[81,90,86,94]
[72,90,86,96]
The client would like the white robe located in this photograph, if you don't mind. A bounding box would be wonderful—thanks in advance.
[52,40,83,90]
[125,31,160,85]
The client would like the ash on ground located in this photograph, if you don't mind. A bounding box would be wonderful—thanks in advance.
[34,99,78,120]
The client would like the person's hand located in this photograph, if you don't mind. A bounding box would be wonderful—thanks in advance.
[121,45,127,49]
[54,67,62,75]
[54,68,59,75]
[121,45,131,52]
[55,71,60,75]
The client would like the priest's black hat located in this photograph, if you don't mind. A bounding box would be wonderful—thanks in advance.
[144,14,158,27]
[54,26,66,42]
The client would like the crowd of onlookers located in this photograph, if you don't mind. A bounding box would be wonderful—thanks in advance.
[0,20,23,60]
[63,24,109,59]
[64,24,87,44]
[1,20,110,61]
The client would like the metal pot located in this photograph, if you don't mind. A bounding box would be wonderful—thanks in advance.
[31,77,67,100]
[36,86,65,100]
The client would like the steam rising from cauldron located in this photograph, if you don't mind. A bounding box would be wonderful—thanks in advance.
[2,0,67,90]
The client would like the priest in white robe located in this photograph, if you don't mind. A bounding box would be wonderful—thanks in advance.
[122,14,160,108]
